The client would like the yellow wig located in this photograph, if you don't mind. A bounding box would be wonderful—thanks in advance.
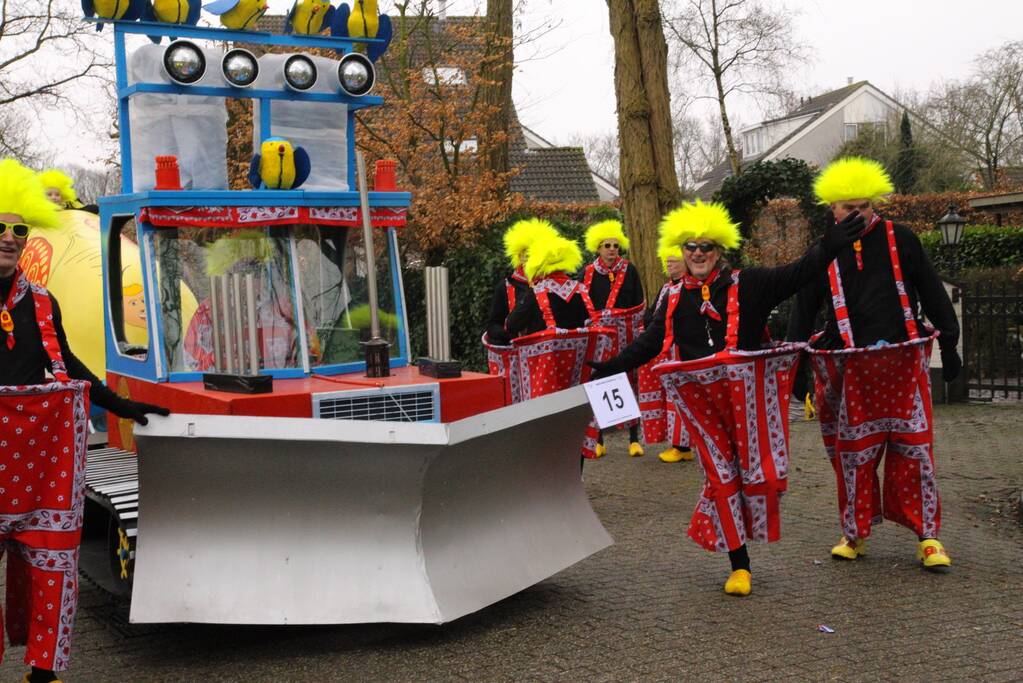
[0,158,59,228]
[503,218,559,269]
[814,157,894,205]
[37,168,83,208]
[524,233,583,282]
[584,219,630,253]
[658,200,741,251]
[657,243,683,274]
[205,230,275,276]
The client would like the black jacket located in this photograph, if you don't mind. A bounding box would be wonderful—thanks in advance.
[485,273,530,344]
[0,275,124,412]
[585,260,644,310]
[609,241,834,373]
[505,279,591,338]
[787,220,959,351]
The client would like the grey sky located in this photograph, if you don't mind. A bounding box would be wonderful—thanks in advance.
[36,0,1023,167]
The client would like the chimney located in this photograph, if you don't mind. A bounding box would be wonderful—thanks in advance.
[847,76,854,85]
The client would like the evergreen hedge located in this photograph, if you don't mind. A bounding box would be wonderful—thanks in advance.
[919,224,1023,272]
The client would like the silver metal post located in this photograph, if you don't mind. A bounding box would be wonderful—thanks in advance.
[220,275,234,374]
[355,150,381,341]
[245,273,259,375]
[232,272,245,373]
[210,276,222,372]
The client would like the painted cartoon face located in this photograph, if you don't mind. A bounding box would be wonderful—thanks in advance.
[45,187,64,206]
[123,284,147,328]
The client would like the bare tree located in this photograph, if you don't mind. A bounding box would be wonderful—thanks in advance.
[608,0,681,298]
[0,0,113,158]
[664,0,807,177]
[921,40,1023,189]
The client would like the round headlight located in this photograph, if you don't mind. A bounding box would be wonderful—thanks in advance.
[222,48,258,88]
[163,40,205,85]
[337,53,375,97]
[283,54,317,91]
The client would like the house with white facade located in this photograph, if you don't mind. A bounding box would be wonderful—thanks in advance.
[695,80,917,199]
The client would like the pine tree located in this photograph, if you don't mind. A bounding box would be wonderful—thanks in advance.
[893,111,919,194]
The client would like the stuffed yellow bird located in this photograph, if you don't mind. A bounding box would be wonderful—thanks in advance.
[285,0,336,35]
[248,138,311,190]
[347,0,378,38]
[82,0,144,24]
[331,0,392,61]
[203,0,269,30]
[149,0,199,23]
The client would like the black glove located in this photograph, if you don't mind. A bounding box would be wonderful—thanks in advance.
[940,346,962,382]
[116,399,171,426]
[586,359,619,380]
[822,210,866,255]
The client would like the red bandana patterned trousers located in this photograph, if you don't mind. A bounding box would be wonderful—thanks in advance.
[810,337,940,541]
[656,344,802,552]
[1,381,90,672]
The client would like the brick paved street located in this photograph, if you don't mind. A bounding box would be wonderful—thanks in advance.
[2,403,1022,682]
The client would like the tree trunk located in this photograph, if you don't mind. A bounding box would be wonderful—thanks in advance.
[479,0,514,188]
[714,70,741,177]
[609,0,681,300]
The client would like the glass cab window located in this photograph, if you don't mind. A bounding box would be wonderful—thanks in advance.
[150,223,401,378]
[107,217,150,361]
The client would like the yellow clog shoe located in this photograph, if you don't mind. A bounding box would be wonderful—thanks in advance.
[724,569,751,596]
[830,537,867,560]
[594,442,606,458]
[658,446,694,463]
[917,539,952,570]
[629,441,644,457]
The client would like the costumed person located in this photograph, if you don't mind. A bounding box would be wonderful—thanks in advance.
[0,159,169,683]
[588,200,864,596]
[787,157,961,570]
[35,169,96,213]
[582,219,645,457]
[506,232,613,459]
[637,244,694,463]
[485,218,559,346]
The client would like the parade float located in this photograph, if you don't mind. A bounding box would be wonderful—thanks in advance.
[80,11,612,625]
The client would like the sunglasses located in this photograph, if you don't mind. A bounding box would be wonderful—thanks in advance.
[0,222,30,239]
[600,242,620,250]
[683,242,716,253]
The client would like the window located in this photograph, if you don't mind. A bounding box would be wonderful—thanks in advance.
[422,66,466,86]
[844,123,858,142]
[743,128,763,157]
[107,217,149,361]
[443,138,478,155]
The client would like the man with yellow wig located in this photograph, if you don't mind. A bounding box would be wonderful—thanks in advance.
[0,159,167,683]
[485,218,559,346]
[589,200,862,596]
[789,157,960,571]
[505,230,593,336]
[582,219,645,457]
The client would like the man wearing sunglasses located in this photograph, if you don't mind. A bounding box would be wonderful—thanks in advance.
[589,199,863,597]
[581,220,645,457]
[788,157,960,572]
[0,158,168,683]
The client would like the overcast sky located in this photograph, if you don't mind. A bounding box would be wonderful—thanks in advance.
[36,0,1023,167]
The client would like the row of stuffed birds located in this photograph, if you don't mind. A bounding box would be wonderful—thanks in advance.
[84,0,392,58]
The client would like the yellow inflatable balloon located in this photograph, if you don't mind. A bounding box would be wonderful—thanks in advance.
[17,209,198,377]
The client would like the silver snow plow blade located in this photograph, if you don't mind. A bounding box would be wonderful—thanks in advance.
[130,386,612,624]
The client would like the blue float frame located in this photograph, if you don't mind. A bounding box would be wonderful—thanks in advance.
[98,20,412,384]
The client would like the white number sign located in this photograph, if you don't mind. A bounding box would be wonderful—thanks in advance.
[583,372,641,429]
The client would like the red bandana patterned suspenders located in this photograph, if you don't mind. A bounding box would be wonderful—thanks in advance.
[583,257,628,309]
[638,281,687,445]
[0,268,91,672]
[810,220,941,542]
[653,271,804,553]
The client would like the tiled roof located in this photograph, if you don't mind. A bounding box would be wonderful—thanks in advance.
[510,148,600,203]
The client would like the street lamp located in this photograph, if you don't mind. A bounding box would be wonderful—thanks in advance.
[936,204,967,275]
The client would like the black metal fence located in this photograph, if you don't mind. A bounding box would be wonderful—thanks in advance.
[961,280,1023,401]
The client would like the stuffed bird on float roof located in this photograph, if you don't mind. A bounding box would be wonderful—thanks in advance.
[140,0,201,43]
[203,0,269,30]
[330,0,392,62]
[82,0,146,28]
[248,138,311,190]
[285,0,336,35]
